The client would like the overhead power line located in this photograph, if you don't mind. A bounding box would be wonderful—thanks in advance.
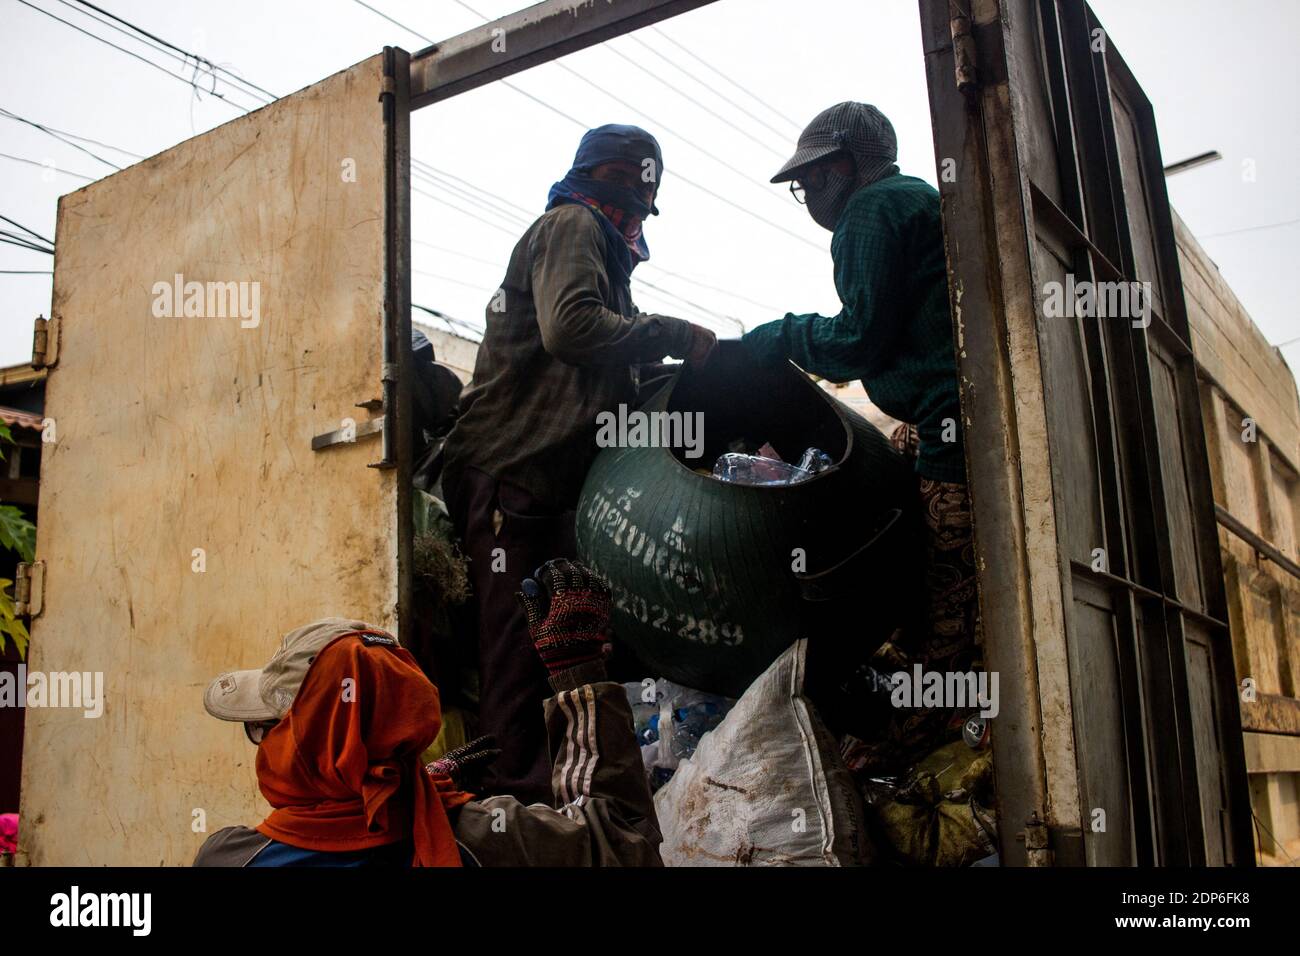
[52,0,268,109]
[69,0,280,101]
[648,25,803,132]
[15,0,255,112]
[416,162,534,218]
[414,1,822,251]
[599,41,784,159]
[411,185,521,238]
[1200,217,1300,240]
[444,0,813,220]
[359,0,587,127]
[0,229,54,253]
[407,192,744,332]
[413,240,502,269]
[0,111,146,160]
[16,1,790,328]
[0,213,54,247]
[412,268,500,293]
[0,106,121,170]
[645,264,783,313]
[0,151,96,182]
[412,166,533,226]
[624,33,796,142]
[0,234,54,255]
[543,54,794,211]
[410,167,772,324]
[413,302,485,337]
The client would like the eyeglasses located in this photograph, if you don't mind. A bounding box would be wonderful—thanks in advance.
[244,719,280,744]
[788,162,840,204]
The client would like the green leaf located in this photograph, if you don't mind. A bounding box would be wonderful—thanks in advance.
[0,582,27,658]
[0,505,35,563]
[0,616,28,659]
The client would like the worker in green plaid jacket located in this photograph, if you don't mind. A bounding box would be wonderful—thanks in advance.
[744,102,979,773]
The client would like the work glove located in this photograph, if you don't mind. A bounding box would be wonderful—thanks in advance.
[683,323,717,364]
[518,559,612,678]
[425,734,501,791]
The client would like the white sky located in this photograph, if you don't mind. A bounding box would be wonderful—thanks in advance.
[1,0,1297,372]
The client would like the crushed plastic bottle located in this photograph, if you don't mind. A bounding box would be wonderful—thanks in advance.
[797,447,834,475]
[668,700,730,761]
[712,453,807,485]
[711,447,833,486]
[624,679,735,791]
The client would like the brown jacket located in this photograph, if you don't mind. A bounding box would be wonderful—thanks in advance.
[442,203,694,510]
[453,675,662,867]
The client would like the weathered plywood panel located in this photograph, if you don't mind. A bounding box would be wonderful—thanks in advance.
[1269,459,1298,561]
[1066,577,1134,865]
[1176,209,1300,473]
[1220,396,1263,530]
[20,53,396,865]
[1184,624,1226,866]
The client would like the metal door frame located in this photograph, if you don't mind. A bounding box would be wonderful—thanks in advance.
[399,0,1252,866]
[919,0,1252,865]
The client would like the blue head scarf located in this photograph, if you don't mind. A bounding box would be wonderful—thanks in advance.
[546,125,664,287]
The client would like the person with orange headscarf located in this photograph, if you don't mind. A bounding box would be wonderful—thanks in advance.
[193,560,662,867]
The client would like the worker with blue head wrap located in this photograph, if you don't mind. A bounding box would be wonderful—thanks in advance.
[545,124,664,291]
[440,123,715,803]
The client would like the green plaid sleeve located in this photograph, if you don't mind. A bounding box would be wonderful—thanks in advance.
[742,187,909,383]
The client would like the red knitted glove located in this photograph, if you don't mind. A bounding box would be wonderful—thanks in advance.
[424,734,500,791]
[518,559,611,677]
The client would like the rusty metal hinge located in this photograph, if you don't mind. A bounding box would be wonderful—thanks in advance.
[15,560,45,618]
[31,314,59,369]
[950,7,979,94]
[1016,810,1055,866]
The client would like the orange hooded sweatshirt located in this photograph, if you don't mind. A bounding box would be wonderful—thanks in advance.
[253,633,471,866]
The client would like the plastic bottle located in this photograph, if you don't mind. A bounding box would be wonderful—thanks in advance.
[797,447,834,475]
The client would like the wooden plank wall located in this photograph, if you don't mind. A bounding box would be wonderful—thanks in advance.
[1178,209,1300,863]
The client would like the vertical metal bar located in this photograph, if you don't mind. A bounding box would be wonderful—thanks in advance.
[919,0,1062,867]
[1037,0,1154,865]
[381,46,414,641]
[375,47,400,472]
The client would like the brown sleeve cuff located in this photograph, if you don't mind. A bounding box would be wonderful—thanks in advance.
[662,315,696,358]
[634,313,694,360]
[548,659,609,693]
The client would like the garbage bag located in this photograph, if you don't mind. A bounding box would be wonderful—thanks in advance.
[653,639,873,866]
[864,739,997,867]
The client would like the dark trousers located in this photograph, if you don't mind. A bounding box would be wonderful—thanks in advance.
[443,466,577,805]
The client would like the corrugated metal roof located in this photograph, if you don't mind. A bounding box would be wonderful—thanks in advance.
[0,405,43,430]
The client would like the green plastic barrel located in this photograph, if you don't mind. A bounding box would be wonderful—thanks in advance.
[577,342,922,698]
